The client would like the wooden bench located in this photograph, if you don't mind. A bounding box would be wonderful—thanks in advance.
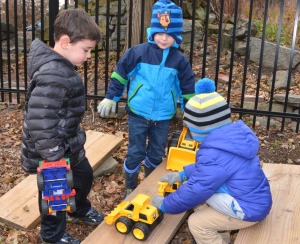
[82,160,189,244]
[84,162,300,244]
[0,130,123,230]
[235,163,300,244]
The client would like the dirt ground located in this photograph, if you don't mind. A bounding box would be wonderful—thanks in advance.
[0,101,299,243]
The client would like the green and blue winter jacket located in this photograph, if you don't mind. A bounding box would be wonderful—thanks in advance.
[105,38,195,121]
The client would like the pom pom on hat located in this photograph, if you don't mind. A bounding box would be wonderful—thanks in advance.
[183,78,232,142]
[195,78,216,94]
[150,0,183,45]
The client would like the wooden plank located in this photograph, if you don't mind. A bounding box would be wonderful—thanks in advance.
[83,160,189,244]
[0,131,123,230]
[85,130,123,170]
[235,163,300,244]
[0,174,40,230]
[85,130,105,148]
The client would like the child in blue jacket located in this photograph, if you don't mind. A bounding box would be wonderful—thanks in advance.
[152,78,272,244]
[98,0,195,197]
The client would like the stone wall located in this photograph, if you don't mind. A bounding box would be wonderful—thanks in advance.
[74,0,207,51]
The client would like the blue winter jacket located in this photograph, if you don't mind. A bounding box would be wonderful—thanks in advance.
[105,41,195,121]
[163,120,272,222]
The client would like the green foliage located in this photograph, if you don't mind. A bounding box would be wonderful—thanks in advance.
[271,140,281,149]
[253,20,293,46]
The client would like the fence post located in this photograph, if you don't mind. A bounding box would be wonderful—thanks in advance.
[49,0,59,47]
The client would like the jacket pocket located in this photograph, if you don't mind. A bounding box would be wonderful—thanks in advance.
[128,83,143,104]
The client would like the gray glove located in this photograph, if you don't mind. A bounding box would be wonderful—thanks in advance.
[97,98,116,117]
[161,172,182,185]
[151,195,164,210]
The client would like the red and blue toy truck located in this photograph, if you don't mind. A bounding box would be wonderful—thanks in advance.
[37,158,76,216]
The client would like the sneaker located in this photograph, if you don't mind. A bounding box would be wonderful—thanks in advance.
[41,232,81,244]
[67,208,104,226]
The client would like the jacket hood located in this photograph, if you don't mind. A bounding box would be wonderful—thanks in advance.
[27,39,72,79]
[201,120,259,159]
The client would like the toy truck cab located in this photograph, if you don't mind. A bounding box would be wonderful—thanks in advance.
[105,194,163,241]
[37,158,76,216]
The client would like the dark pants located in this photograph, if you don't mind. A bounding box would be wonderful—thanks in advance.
[39,155,93,243]
[125,113,170,170]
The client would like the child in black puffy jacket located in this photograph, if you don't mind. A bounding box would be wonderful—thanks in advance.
[21,9,104,244]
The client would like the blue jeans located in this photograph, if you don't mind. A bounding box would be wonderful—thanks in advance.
[125,113,170,170]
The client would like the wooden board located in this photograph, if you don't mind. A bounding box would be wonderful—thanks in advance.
[235,163,300,244]
[84,130,123,169]
[0,130,123,230]
[83,160,189,244]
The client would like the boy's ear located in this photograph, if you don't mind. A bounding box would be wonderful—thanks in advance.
[60,35,71,49]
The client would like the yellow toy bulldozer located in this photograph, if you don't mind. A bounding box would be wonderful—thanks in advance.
[167,127,199,171]
[104,194,163,241]
[157,181,182,197]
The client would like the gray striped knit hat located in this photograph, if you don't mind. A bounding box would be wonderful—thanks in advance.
[183,78,232,142]
[149,0,183,45]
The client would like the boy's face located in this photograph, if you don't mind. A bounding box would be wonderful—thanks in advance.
[65,39,97,66]
[154,33,175,49]
[55,36,97,66]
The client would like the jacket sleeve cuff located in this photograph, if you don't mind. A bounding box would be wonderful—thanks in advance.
[179,171,188,182]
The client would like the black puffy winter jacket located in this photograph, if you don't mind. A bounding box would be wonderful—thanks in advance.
[21,39,87,173]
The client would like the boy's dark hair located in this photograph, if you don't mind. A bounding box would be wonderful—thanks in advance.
[54,9,101,43]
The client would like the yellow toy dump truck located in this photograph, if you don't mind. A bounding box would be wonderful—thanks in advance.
[167,126,199,171]
[158,181,182,197]
[104,194,164,241]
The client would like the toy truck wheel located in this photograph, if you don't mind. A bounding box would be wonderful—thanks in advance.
[132,222,150,241]
[66,170,74,188]
[115,216,134,234]
[37,173,44,191]
[157,209,164,224]
[69,196,76,212]
[41,199,49,216]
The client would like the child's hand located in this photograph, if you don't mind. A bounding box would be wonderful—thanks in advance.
[97,98,116,117]
[161,171,186,184]
[152,195,164,210]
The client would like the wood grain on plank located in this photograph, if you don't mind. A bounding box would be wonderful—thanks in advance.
[235,163,300,244]
[0,131,123,230]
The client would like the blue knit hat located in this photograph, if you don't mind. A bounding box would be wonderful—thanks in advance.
[183,78,232,142]
[149,0,183,45]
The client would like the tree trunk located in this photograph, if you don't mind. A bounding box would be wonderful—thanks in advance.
[124,0,154,50]
[144,0,154,41]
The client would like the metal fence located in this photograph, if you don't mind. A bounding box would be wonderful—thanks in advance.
[0,0,299,132]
